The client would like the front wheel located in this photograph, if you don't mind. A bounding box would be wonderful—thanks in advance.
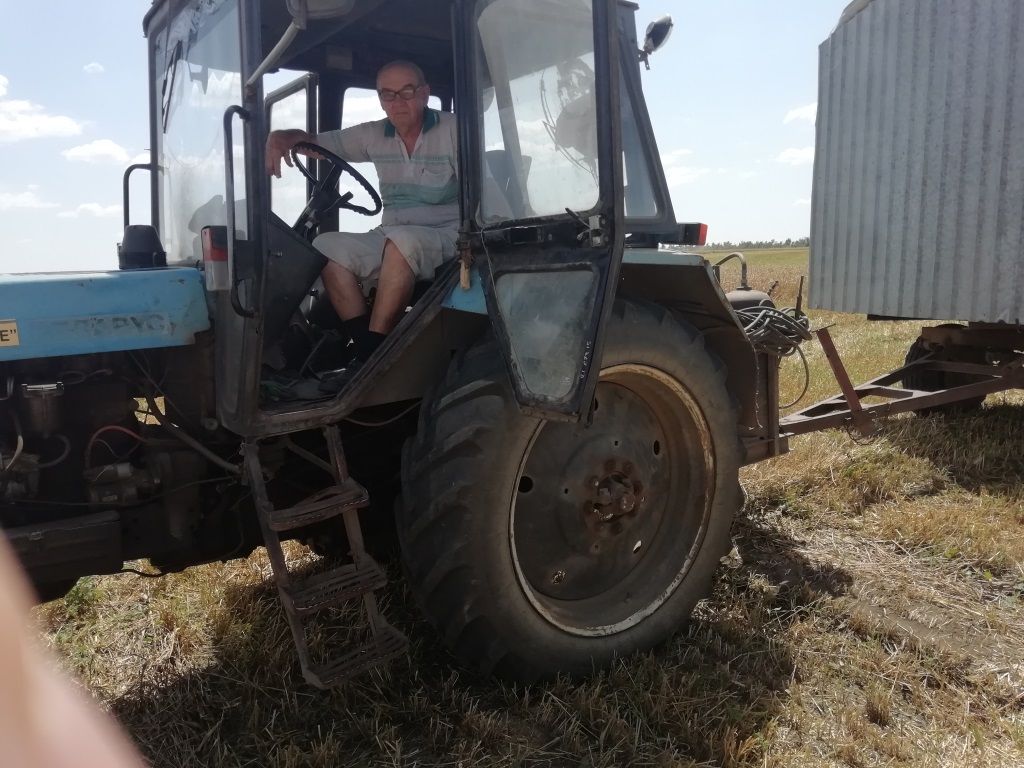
[398,300,742,682]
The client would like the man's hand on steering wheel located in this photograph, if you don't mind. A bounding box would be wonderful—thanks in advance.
[289,141,383,232]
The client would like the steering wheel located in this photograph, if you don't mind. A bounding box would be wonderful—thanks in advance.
[290,141,383,232]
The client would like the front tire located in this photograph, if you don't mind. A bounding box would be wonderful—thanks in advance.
[398,300,742,682]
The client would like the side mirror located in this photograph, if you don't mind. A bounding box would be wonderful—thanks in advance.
[640,15,674,69]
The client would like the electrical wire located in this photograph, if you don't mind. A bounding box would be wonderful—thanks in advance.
[736,304,812,358]
[10,475,236,508]
[143,394,241,476]
[344,400,420,428]
[779,345,811,409]
[84,425,148,469]
[129,351,192,428]
[736,303,813,409]
[36,434,72,470]
[3,412,24,472]
[57,368,114,386]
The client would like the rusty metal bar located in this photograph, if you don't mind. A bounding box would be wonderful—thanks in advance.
[783,361,1024,435]
[866,386,917,400]
[813,327,874,433]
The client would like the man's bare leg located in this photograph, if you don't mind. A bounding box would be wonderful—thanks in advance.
[316,241,415,391]
[321,261,367,320]
[370,240,416,334]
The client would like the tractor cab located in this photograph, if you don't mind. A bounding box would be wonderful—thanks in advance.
[140,0,686,438]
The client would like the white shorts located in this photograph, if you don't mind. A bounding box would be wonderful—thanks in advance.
[313,225,458,292]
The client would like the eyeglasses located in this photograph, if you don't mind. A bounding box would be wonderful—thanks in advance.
[378,84,423,103]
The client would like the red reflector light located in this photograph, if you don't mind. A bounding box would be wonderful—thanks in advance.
[201,225,229,291]
[201,226,228,263]
[678,223,708,246]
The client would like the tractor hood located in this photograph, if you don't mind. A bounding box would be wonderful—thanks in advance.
[0,268,210,362]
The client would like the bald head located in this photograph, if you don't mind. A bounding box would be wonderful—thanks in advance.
[377,60,426,88]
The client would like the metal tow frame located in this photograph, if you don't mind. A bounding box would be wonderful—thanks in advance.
[781,327,1024,437]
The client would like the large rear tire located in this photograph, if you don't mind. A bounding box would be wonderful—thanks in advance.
[398,300,742,682]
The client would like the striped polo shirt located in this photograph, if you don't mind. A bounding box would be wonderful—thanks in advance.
[317,108,460,229]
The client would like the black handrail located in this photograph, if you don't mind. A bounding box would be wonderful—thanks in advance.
[223,105,256,318]
[121,162,156,230]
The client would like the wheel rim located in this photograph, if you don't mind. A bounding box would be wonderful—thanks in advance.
[509,363,717,637]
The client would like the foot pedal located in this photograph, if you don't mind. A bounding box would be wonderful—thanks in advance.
[304,623,408,689]
[285,559,387,616]
[268,477,368,532]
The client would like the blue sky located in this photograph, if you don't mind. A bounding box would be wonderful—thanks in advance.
[0,0,850,273]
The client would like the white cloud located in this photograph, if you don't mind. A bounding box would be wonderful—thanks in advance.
[661,148,708,186]
[662,148,693,162]
[83,62,105,75]
[777,146,815,166]
[129,151,152,165]
[737,170,757,180]
[62,139,130,164]
[270,93,312,129]
[784,102,817,124]
[342,95,386,126]
[0,75,83,143]
[794,198,811,206]
[58,203,122,219]
[0,190,59,211]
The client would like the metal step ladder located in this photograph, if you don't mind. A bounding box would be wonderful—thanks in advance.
[242,426,407,689]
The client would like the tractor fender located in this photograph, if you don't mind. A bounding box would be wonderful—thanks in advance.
[617,250,760,432]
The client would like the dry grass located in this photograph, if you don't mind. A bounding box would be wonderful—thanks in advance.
[37,248,1024,767]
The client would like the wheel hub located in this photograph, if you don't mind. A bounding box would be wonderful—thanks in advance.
[512,381,670,602]
[585,471,643,527]
[509,363,718,636]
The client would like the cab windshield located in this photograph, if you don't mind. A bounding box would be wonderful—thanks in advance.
[151,0,245,265]
[475,0,600,224]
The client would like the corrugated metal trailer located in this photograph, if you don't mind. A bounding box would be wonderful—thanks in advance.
[810,0,1024,323]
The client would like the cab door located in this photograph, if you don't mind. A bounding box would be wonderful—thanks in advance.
[457,0,623,421]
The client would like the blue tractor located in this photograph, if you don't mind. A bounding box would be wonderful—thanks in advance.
[0,0,784,687]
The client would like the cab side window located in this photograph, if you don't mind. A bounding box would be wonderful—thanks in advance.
[266,73,316,224]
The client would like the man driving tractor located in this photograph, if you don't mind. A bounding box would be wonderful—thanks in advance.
[265,60,459,392]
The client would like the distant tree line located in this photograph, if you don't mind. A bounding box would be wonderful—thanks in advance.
[704,237,809,249]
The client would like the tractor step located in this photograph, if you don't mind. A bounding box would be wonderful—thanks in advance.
[303,623,408,688]
[285,559,388,616]
[243,426,407,689]
[268,478,369,532]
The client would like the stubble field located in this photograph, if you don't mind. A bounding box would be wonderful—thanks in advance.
[37,248,1024,767]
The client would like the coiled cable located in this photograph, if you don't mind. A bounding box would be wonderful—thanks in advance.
[737,303,812,408]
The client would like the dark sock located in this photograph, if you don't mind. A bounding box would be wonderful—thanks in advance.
[342,315,387,361]
[354,331,387,361]
[341,314,370,347]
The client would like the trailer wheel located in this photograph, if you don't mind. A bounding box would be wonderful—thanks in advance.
[903,324,986,415]
[398,300,742,682]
